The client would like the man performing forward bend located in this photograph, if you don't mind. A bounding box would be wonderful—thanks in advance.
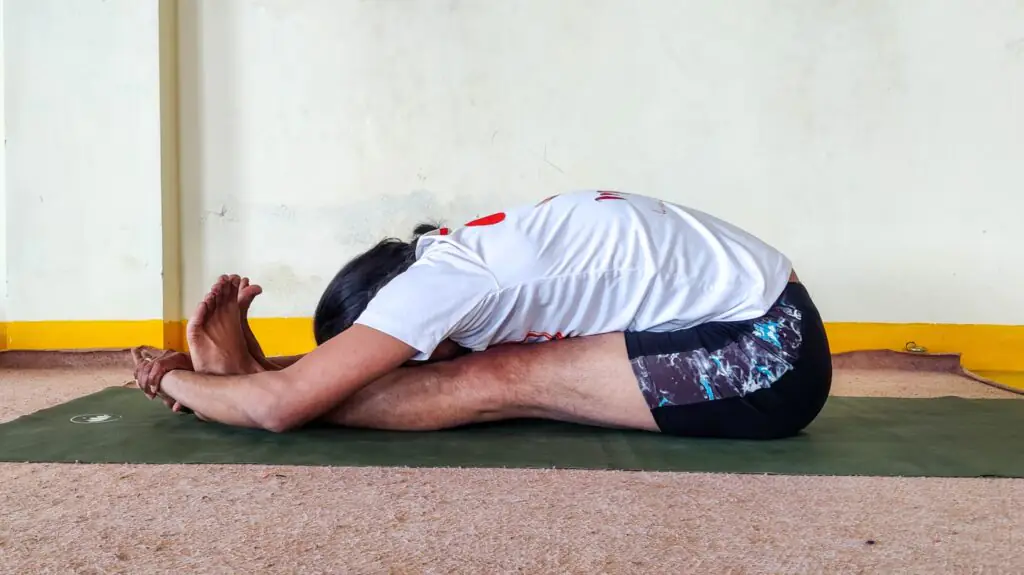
[136,190,832,438]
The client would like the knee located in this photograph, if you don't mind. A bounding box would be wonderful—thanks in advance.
[433,347,535,412]
[436,345,519,382]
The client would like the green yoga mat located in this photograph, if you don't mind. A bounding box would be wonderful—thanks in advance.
[0,387,1021,477]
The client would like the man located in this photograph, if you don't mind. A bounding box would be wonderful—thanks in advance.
[136,190,832,438]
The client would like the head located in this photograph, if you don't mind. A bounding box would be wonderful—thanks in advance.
[313,223,439,346]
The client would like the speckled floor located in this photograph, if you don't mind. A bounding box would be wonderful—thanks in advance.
[0,363,1021,574]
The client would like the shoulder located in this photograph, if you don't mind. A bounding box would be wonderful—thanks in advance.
[401,241,498,293]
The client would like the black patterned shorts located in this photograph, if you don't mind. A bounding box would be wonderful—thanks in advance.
[624,283,832,439]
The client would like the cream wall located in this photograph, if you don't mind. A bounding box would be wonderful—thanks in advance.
[4,0,165,323]
[0,0,7,323]
[180,0,1024,325]
[4,0,1024,331]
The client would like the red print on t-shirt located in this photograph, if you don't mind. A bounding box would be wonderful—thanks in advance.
[435,212,506,236]
[464,212,506,227]
[521,331,566,343]
[595,191,627,201]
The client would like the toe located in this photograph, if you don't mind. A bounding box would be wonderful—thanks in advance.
[222,276,240,305]
[212,276,233,306]
[209,280,223,300]
[212,275,229,292]
[191,299,211,328]
[238,280,263,311]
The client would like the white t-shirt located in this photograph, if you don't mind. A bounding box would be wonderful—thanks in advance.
[355,190,792,361]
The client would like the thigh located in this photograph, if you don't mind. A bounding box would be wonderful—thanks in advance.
[323,332,659,432]
[488,333,659,431]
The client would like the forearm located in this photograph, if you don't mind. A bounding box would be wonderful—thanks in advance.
[161,325,417,432]
[161,369,288,430]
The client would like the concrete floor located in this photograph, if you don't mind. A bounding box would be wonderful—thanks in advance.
[0,365,1021,574]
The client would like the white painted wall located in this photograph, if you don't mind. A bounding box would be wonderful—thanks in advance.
[4,0,1023,327]
[4,0,165,321]
[0,0,7,323]
[181,0,1024,325]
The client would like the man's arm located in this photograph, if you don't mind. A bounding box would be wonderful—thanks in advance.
[160,324,418,432]
[265,354,305,370]
[160,369,287,428]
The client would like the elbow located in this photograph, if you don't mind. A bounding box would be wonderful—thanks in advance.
[248,371,318,433]
[251,394,303,433]
[262,421,294,434]
[257,410,301,433]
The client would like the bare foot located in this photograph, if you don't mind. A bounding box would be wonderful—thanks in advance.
[187,275,264,376]
[238,277,277,369]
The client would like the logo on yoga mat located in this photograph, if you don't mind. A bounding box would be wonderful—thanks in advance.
[70,414,123,424]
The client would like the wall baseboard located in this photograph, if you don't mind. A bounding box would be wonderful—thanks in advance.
[1,319,1021,371]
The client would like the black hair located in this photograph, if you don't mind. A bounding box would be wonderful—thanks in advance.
[313,223,440,345]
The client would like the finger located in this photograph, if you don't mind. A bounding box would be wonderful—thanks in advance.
[148,362,168,398]
[133,353,152,380]
[146,369,160,399]
[145,359,167,399]
[152,357,184,397]
[148,358,165,399]
[138,359,156,398]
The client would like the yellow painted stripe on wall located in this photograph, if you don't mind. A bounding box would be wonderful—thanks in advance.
[176,317,316,357]
[246,317,316,356]
[2,320,1022,372]
[4,320,167,351]
[824,322,1024,371]
[162,320,185,352]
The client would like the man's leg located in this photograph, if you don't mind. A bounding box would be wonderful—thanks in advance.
[322,334,660,433]
[237,277,270,367]
[237,278,307,370]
